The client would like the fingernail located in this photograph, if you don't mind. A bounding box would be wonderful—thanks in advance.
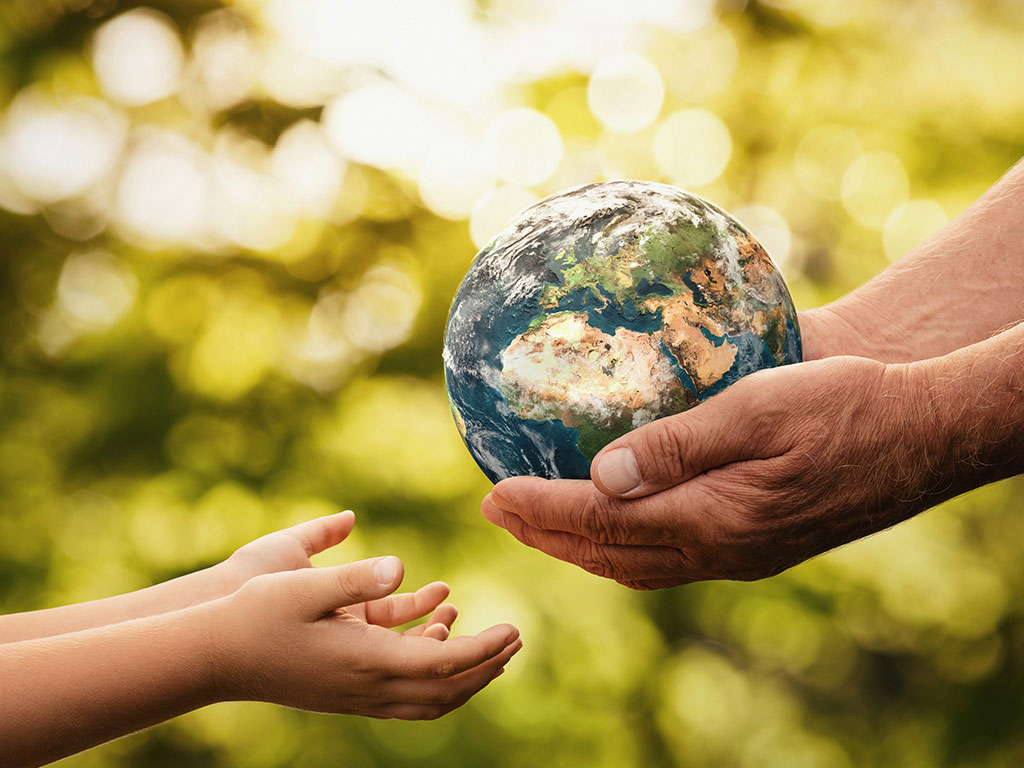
[374,556,399,585]
[595,447,641,494]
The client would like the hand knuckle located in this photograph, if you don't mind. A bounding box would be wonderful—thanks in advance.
[507,516,537,548]
[576,493,618,543]
[574,539,614,579]
[675,485,747,579]
[432,653,458,679]
[356,645,387,679]
[338,567,366,600]
[295,530,316,556]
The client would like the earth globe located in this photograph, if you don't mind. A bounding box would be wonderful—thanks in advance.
[443,180,802,482]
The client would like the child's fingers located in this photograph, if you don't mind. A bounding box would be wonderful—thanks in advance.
[382,623,519,680]
[363,582,450,628]
[419,623,451,640]
[428,603,458,629]
[289,556,403,617]
[404,603,458,638]
[381,636,522,711]
[281,511,356,556]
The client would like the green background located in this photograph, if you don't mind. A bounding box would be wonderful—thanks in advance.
[2,1,1023,765]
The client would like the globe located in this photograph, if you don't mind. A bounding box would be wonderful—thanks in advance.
[443,180,802,483]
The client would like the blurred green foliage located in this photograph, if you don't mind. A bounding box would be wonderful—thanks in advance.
[2,0,1024,766]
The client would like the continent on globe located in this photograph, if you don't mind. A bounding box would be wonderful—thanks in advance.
[443,180,802,483]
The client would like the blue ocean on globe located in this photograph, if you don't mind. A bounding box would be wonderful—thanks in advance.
[443,180,802,483]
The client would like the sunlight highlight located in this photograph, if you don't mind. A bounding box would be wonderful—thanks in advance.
[2,90,125,204]
[587,53,665,134]
[653,108,732,187]
[114,132,210,245]
[91,9,185,106]
[484,108,564,187]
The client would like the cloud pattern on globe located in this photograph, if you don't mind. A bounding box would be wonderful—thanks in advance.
[443,180,802,483]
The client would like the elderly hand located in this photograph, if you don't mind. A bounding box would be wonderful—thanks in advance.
[480,344,1003,588]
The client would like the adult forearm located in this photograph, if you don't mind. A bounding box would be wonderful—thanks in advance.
[0,604,217,768]
[803,160,1024,363]
[0,564,231,643]
[907,320,1024,496]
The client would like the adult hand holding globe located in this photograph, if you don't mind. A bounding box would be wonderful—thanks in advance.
[458,170,1024,589]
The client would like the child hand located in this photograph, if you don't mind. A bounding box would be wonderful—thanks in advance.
[220,511,358,589]
[208,555,521,719]
[219,512,455,640]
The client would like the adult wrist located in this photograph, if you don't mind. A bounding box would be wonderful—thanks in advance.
[800,297,915,364]
[798,303,881,361]
[900,329,1024,499]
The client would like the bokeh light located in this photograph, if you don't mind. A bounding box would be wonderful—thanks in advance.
[587,53,665,134]
[322,83,433,171]
[190,10,260,112]
[56,250,138,331]
[114,131,210,245]
[841,151,910,229]
[656,23,738,102]
[210,130,295,252]
[794,124,864,202]
[653,108,732,187]
[271,119,346,219]
[91,9,185,106]
[883,199,949,261]
[597,128,661,181]
[340,260,422,354]
[418,132,496,221]
[2,90,125,204]
[484,108,565,187]
[470,185,539,249]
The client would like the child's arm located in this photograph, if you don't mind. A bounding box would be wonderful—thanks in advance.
[0,512,377,643]
[0,554,521,768]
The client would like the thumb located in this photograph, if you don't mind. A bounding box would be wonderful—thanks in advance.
[292,556,405,617]
[590,370,781,499]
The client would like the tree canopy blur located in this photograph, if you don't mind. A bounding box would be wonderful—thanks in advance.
[1,0,1023,766]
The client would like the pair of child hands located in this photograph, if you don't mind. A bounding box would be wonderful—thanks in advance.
[0,511,521,767]
[215,510,521,715]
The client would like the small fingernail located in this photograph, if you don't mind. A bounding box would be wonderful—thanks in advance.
[595,447,641,494]
[374,556,399,585]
